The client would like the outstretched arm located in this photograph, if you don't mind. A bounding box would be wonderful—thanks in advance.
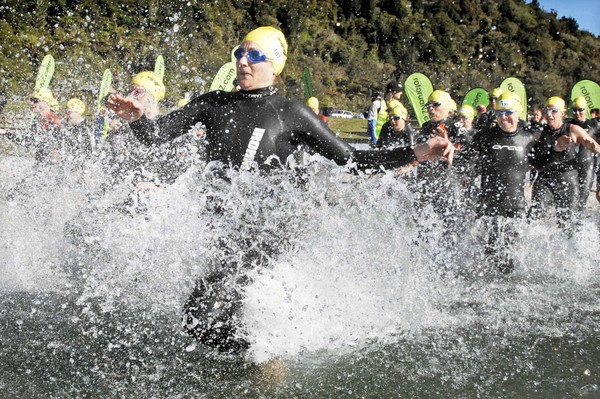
[573,125,600,154]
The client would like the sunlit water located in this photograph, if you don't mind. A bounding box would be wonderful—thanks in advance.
[1,131,600,398]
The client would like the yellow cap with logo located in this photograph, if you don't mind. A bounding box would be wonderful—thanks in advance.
[496,92,523,114]
[243,26,288,76]
[132,71,165,101]
[546,96,566,111]
[32,87,59,109]
[66,98,86,114]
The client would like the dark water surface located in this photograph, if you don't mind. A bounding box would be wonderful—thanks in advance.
[2,151,600,398]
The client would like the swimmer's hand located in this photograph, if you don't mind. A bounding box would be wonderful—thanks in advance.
[553,135,571,152]
[414,136,455,165]
[106,94,143,122]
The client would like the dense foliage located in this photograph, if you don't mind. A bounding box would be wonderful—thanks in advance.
[0,0,598,113]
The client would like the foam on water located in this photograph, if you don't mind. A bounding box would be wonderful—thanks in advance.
[2,138,600,372]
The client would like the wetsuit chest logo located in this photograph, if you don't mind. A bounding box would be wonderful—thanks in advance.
[492,144,523,151]
[241,128,266,170]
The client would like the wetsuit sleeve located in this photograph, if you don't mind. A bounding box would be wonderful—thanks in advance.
[453,131,481,174]
[291,104,417,171]
[352,146,417,171]
[129,98,208,145]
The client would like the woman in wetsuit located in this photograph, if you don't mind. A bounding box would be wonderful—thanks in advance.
[377,104,415,150]
[529,96,600,228]
[566,97,600,211]
[461,92,538,273]
[107,26,454,353]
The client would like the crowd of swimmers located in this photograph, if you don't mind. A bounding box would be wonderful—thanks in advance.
[1,25,599,355]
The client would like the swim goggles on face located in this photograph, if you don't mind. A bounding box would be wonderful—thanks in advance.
[494,109,516,117]
[426,102,442,109]
[543,107,560,115]
[233,48,273,63]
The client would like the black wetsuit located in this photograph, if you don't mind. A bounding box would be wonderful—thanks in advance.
[414,118,472,211]
[128,87,420,353]
[566,118,600,210]
[377,122,415,149]
[466,125,537,217]
[130,87,417,172]
[410,119,473,268]
[528,122,580,226]
[461,125,537,273]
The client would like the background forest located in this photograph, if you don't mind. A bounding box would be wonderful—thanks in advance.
[0,0,599,114]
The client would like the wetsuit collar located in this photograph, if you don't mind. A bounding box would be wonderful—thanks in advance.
[547,123,564,133]
[238,86,278,99]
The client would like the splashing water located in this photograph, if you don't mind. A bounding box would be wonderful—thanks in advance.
[2,127,600,397]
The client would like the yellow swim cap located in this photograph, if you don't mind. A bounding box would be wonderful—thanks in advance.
[242,26,288,76]
[458,104,475,120]
[387,99,401,111]
[177,98,189,108]
[389,104,408,119]
[306,97,319,109]
[428,90,453,110]
[132,71,165,101]
[573,96,587,109]
[490,88,503,99]
[496,92,523,114]
[545,96,566,111]
[66,98,86,114]
[32,87,59,109]
[449,99,457,112]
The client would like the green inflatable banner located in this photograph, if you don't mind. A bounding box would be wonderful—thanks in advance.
[154,55,165,80]
[404,73,433,127]
[209,46,240,92]
[209,62,236,92]
[500,77,527,121]
[303,67,313,101]
[570,80,600,120]
[34,54,55,92]
[95,68,112,142]
[462,87,489,110]
[32,54,55,121]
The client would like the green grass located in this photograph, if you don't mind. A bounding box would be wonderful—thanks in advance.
[327,118,369,142]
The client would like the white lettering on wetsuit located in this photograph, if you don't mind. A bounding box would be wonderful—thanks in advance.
[492,144,523,151]
[241,128,266,170]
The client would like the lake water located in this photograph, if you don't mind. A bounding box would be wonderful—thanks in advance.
[1,137,600,398]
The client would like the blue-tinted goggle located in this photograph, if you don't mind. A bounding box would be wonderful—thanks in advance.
[494,109,516,117]
[233,47,272,63]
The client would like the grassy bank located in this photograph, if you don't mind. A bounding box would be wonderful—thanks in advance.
[327,118,368,142]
